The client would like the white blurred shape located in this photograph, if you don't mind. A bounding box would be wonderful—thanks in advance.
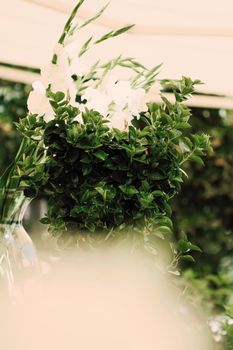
[0,249,212,350]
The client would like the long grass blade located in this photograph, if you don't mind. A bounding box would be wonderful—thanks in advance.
[78,36,93,57]
[94,24,134,45]
[58,0,86,44]
[78,2,110,30]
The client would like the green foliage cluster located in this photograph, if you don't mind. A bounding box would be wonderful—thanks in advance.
[34,78,211,243]
[0,83,232,349]
[225,323,233,350]
[172,108,233,273]
[183,267,233,313]
[179,258,233,349]
[0,80,30,173]
[0,81,232,349]
[171,108,233,349]
[0,0,231,345]
[0,112,47,226]
[13,115,47,197]
[0,1,210,261]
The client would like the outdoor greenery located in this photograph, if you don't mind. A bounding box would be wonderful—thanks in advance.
[0,0,232,347]
[0,0,211,261]
[0,80,29,173]
[39,80,211,240]
[0,78,232,349]
[173,107,233,274]
[1,80,230,273]
[172,107,233,348]
[10,78,209,261]
[172,107,233,311]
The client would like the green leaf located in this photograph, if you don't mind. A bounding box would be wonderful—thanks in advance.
[161,96,173,112]
[82,164,92,176]
[152,190,165,197]
[54,92,65,102]
[40,217,49,225]
[139,193,154,208]
[157,226,172,234]
[94,150,108,161]
[189,243,202,252]
[95,186,104,197]
[80,153,92,164]
[176,122,191,129]
[119,184,139,195]
[178,239,191,253]
[189,155,204,165]
[178,239,202,253]
[94,24,135,44]
[0,161,15,194]
[58,0,85,44]
[164,203,172,217]
[78,2,110,30]
[181,255,195,263]
[225,305,233,319]
[78,36,93,57]
[85,222,96,232]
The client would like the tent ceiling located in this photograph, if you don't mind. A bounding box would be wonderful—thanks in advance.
[28,0,233,37]
[0,0,233,108]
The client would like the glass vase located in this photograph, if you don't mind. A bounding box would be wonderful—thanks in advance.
[0,189,38,298]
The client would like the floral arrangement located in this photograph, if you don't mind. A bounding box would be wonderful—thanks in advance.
[0,0,211,255]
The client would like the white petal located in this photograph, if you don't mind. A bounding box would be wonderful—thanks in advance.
[27,81,54,122]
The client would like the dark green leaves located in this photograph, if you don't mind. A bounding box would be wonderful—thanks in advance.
[119,184,139,195]
[178,239,202,253]
[94,150,108,161]
[54,92,65,102]
[82,164,92,176]
[37,76,211,251]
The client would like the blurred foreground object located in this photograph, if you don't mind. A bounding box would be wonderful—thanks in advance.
[0,190,38,299]
[0,249,212,350]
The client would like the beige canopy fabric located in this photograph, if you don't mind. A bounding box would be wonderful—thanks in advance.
[0,0,233,108]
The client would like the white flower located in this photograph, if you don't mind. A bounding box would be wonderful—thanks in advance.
[104,76,131,108]
[40,60,73,95]
[82,74,148,131]
[38,40,90,108]
[27,81,54,121]
[82,87,112,116]
[62,42,89,77]
[208,315,232,343]
[68,57,89,78]
[28,37,148,129]
[63,41,81,61]
[108,109,131,131]
[209,319,222,333]
[104,75,147,116]
[127,87,148,117]
[39,57,80,109]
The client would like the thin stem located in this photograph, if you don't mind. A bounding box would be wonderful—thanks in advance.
[58,0,85,45]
